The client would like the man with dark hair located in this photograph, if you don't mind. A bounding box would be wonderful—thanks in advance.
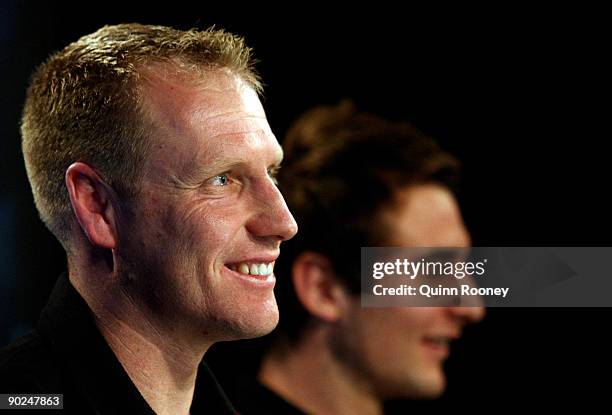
[0,23,297,414]
[235,101,484,414]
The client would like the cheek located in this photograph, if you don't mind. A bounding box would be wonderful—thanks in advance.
[356,308,441,353]
[174,199,247,260]
[364,308,432,331]
[395,307,442,328]
[128,190,250,272]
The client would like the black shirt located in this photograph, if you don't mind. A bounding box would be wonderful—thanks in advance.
[227,375,306,415]
[0,274,238,414]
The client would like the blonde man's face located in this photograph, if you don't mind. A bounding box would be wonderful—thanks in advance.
[116,69,298,342]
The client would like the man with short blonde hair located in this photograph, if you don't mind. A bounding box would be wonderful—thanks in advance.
[1,23,297,415]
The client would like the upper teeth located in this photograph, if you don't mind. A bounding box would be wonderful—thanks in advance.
[232,262,274,276]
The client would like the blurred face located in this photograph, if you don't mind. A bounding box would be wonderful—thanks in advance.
[117,68,297,343]
[334,183,484,399]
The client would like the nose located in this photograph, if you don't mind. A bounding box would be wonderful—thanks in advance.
[246,179,298,242]
[448,306,486,324]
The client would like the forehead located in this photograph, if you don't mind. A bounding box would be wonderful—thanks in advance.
[139,67,280,175]
[379,183,471,247]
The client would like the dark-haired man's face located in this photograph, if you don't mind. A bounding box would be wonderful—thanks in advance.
[116,69,298,343]
[335,183,484,399]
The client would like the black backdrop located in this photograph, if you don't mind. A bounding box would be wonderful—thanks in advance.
[1,1,610,410]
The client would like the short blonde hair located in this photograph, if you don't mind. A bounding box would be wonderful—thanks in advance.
[21,23,261,245]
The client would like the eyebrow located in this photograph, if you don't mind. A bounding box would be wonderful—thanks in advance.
[169,150,284,190]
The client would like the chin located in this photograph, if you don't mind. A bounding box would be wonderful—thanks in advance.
[383,367,447,401]
[411,369,447,399]
[220,301,279,341]
[244,310,279,339]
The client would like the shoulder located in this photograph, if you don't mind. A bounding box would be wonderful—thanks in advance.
[0,331,63,392]
[225,374,307,415]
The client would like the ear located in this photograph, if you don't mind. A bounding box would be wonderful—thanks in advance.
[65,162,119,249]
[291,251,351,323]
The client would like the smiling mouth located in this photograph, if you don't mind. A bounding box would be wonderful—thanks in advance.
[423,336,451,348]
[422,335,458,358]
[227,262,275,277]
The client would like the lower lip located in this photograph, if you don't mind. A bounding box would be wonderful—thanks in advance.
[222,265,276,288]
[422,339,450,360]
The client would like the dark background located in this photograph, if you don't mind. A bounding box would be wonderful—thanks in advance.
[1,1,610,410]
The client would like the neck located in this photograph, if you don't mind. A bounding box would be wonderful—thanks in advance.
[259,329,383,415]
[69,264,210,415]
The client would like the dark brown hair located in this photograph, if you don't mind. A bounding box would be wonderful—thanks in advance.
[275,101,460,340]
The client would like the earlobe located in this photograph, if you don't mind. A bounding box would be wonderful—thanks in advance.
[65,162,118,249]
[291,252,349,323]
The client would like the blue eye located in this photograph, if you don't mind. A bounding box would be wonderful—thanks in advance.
[211,174,229,186]
[268,166,280,185]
